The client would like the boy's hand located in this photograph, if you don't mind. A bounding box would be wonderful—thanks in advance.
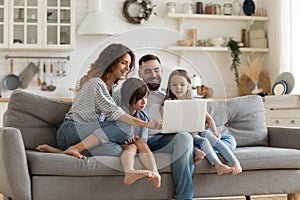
[148,119,162,130]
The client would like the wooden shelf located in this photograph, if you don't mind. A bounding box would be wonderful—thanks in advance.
[168,46,269,53]
[167,13,269,22]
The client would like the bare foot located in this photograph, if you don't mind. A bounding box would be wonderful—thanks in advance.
[35,144,63,153]
[194,149,206,165]
[124,170,149,185]
[232,161,242,175]
[63,146,87,160]
[148,171,161,189]
[215,162,233,175]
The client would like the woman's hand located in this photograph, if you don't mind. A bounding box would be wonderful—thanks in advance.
[148,119,162,130]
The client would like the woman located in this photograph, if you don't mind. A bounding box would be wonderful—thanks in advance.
[43,43,161,159]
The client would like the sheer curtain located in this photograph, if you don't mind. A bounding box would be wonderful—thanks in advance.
[280,0,300,93]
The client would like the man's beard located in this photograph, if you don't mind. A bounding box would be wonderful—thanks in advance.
[147,83,161,91]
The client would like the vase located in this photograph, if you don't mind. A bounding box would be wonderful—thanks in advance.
[251,85,262,94]
[243,0,255,16]
[232,0,242,15]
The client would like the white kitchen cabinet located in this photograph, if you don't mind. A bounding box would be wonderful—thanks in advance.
[43,0,75,50]
[5,0,75,51]
[167,13,269,53]
[0,102,8,127]
[0,0,8,48]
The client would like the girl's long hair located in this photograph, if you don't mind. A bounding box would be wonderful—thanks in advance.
[77,43,135,90]
[163,69,192,104]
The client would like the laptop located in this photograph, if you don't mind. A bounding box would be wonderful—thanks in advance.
[161,99,207,134]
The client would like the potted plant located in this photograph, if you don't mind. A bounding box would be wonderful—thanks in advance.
[227,38,242,85]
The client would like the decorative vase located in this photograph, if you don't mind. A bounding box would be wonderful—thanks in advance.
[251,85,262,94]
[232,0,242,15]
[243,0,255,16]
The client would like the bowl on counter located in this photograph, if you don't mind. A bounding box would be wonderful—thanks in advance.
[208,37,226,47]
[177,39,193,46]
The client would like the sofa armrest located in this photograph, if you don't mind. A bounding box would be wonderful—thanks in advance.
[268,126,300,149]
[0,127,31,200]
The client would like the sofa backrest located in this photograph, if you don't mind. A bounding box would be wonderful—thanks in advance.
[3,90,71,150]
[207,95,268,147]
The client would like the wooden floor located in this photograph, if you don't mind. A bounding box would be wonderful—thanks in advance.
[0,193,287,200]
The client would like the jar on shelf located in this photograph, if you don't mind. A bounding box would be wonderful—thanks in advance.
[215,4,221,15]
[196,1,203,14]
[223,3,232,15]
[182,3,193,14]
[232,0,242,15]
[167,2,176,14]
[205,3,216,15]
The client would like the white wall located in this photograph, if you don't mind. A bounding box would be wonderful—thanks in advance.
[0,0,279,99]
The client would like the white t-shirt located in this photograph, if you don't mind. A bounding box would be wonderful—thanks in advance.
[146,90,165,136]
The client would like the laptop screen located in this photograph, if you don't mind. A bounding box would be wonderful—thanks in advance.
[161,99,207,133]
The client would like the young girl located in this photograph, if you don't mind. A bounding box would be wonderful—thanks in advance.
[163,69,242,175]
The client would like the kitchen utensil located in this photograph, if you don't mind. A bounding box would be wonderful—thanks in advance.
[3,59,20,90]
[36,61,41,86]
[47,63,56,91]
[41,63,48,91]
[19,62,38,89]
[57,61,67,76]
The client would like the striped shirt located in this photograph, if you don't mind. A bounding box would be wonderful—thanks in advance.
[65,78,125,122]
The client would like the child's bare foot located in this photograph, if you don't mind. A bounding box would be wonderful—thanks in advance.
[194,149,206,165]
[215,162,233,175]
[148,171,161,188]
[35,144,63,153]
[232,161,242,175]
[63,146,87,160]
[124,170,149,185]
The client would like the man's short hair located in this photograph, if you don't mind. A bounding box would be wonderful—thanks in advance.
[138,54,161,68]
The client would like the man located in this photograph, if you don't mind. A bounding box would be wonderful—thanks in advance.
[138,54,195,200]
[138,54,237,199]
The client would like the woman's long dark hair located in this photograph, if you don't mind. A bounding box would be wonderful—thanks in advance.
[78,43,135,89]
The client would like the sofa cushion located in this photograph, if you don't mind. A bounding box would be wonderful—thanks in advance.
[207,95,268,147]
[27,146,300,176]
[3,90,71,150]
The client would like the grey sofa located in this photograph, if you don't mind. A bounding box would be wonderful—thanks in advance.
[1,90,300,200]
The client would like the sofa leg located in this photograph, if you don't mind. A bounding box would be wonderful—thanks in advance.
[288,193,300,200]
[245,195,251,200]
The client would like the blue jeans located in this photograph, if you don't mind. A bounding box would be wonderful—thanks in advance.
[147,132,194,200]
[57,119,123,157]
[194,130,238,165]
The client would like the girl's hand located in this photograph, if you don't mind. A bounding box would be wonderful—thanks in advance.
[148,119,162,130]
[214,132,221,139]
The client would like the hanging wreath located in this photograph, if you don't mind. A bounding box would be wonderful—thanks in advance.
[122,0,157,24]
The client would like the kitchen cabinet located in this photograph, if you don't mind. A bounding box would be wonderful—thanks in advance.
[0,102,8,127]
[5,0,75,51]
[0,0,8,48]
[167,13,269,53]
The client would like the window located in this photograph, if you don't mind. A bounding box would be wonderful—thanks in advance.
[280,0,300,93]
